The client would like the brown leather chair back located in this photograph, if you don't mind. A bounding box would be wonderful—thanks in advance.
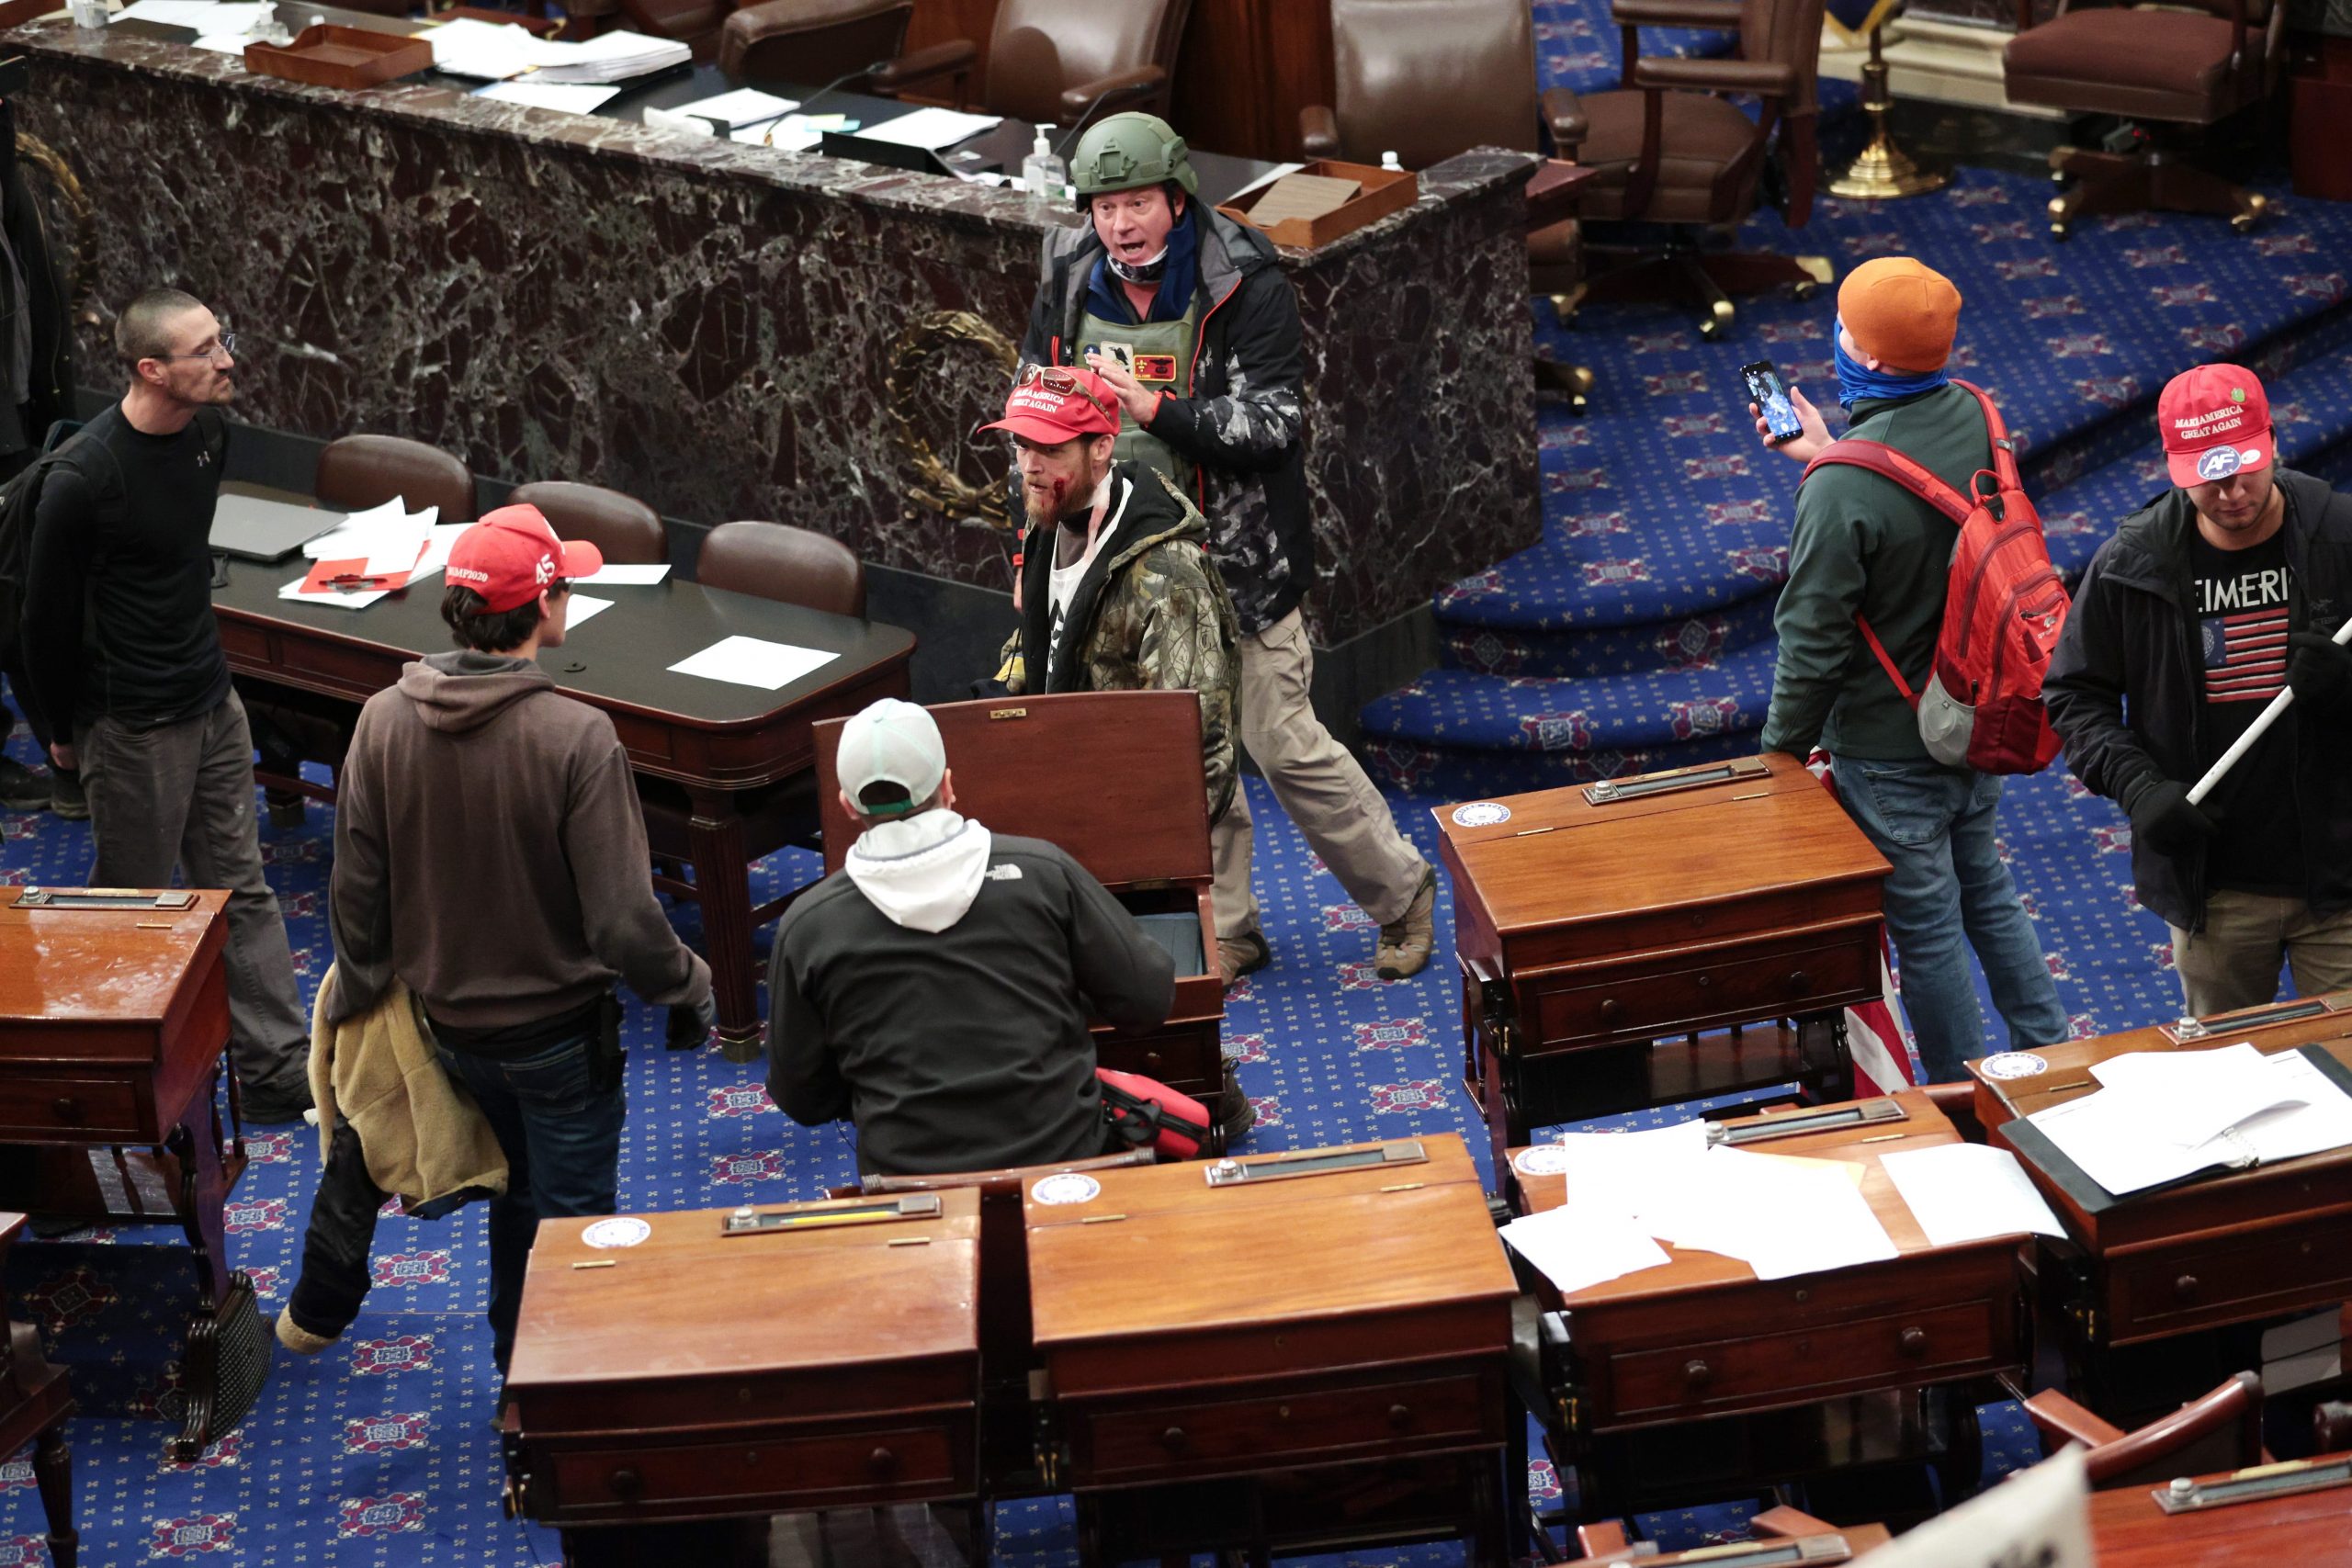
[1329,0,1539,169]
[984,0,1193,125]
[617,0,726,59]
[1741,0,1829,119]
[720,0,914,85]
[504,480,668,567]
[314,434,478,523]
[2083,1372,2266,1489]
[696,520,866,617]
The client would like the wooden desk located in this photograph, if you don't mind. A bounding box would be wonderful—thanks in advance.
[1510,1090,2029,1517]
[2086,1449,2352,1566]
[209,515,916,1055]
[503,1190,983,1563]
[1968,994,2352,1402]
[0,888,262,1461]
[0,1214,75,1568]
[1024,1134,1519,1564]
[1440,753,1890,1163]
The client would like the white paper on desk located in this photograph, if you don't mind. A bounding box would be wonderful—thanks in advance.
[1554,1118,1709,1222]
[562,594,613,630]
[2032,1045,2352,1197]
[199,1,266,29]
[115,0,223,25]
[192,33,249,54]
[2090,1042,2295,1146]
[574,562,669,585]
[1500,1203,1672,1297]
[476,81,624,115]
[857,106,1002,150]
[1881,1143,2064,1248]
[668,635,838,691]
[419,17,541,78]
[641,105,714,138]
[737,123,824,151]
[673,86,797,127]
[1711,1147,1899,1280]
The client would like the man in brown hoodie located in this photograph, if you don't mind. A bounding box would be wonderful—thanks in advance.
[314,503,713,1374]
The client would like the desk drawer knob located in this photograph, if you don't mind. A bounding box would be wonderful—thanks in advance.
[1899,1327,1928,1357]
[2174,1274,2199,1300]
[1159,1427,1189,1455]
[1144,1052,1164,1072]
[49,1097,78,1122]
[1784,969,1811,996]
[1694,974,1712,990]
[868,1447,898,1478]
[1683,1359,1713,1388]
[1387,1403,1412,1430]
[608,1468,643,1502]
[1599,999,1624,1026]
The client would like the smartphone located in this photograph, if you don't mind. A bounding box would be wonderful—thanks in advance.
[1743,361,1804,446]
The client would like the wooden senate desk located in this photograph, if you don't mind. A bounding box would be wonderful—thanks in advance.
[12,5,1542,653]
[815,693,1226,1115]
[2086,1448,2352,1566]
[1024,1134,1520,1565]
[0,888,265,1461]
[209,509,916,1055]
[1510,1090,2030,1520]
[1970,992,2352,1411]
[503,1189,982,1567]
[1440,754,1892,1165]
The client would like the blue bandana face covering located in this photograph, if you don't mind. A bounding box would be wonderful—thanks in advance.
[1833,319,1951,410]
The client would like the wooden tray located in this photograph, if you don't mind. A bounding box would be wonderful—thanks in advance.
[1216,159,1419,249]
[244,24,434,88]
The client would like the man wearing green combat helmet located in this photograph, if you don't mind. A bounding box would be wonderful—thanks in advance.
[1017,111,1435,989]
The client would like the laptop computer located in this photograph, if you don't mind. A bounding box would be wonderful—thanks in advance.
[209,492,345,563]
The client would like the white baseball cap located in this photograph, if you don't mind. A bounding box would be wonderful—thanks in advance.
[837,698,946,816]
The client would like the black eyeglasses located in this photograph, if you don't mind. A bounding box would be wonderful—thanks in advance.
[162,332,237,364]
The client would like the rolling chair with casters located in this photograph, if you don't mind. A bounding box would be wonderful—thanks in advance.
[718,0,913,87]
[503,479,668,567]
[1548,0,1834,341]
[1298,0,1597,412]
[2003,0,2282,239]
[870,0,1194,130]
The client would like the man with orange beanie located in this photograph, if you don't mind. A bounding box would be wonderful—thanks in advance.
[1753,256,2067,1083]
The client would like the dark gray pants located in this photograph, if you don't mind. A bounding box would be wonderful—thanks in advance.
[76,689,309,1099]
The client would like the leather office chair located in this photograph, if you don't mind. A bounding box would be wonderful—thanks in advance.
[2004,0,2280,238]
[695,520,865,617]
[504,479,668,567]
[314,434,479,523]
[871,0,1194,127]
[719,0,912,88]
[616,0,726,61]
[1300,0,1596,411]
[1549,0,1834,339]
[2026,1371,2266,1487]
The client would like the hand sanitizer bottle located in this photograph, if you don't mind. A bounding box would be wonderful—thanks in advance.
[1381,150,1404,172]
[1022,130,1069,210]
[68,0,107,31]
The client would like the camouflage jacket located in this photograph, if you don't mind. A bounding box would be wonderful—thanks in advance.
[995,463,1240,823]
[1021,207,1311,637]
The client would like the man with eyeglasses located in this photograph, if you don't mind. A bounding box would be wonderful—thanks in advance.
[17,286,313,1123]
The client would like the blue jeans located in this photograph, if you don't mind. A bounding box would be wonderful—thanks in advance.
[437,1035,624,1372]
[1830,755,2069,1084]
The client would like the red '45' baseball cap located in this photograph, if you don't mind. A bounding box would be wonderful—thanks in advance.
[446,504,604,612]
[2159,363,2274,488]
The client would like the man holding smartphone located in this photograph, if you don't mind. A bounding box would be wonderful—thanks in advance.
[1749,257,2067,1083]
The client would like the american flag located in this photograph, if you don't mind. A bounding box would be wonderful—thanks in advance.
[1809,758,1919,1098]
[2201,607,2290,703]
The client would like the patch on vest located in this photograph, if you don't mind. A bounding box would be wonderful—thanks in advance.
[1130,353,1178,383]
[1094,342,1135,373]
[985,864,1023,881]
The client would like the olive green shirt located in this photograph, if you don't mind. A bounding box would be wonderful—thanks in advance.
[1760,383,1986,762]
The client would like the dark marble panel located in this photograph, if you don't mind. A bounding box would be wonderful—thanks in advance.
[14,18,1537,643]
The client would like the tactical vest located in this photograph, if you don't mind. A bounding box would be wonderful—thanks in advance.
[1080,295,1200,486]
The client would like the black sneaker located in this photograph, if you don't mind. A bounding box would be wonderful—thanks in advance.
[48,766,87,821]
[241,1080,314,1126]
[0,758,47,812]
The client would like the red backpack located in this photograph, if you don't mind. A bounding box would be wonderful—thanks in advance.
[1800,380,2071,775]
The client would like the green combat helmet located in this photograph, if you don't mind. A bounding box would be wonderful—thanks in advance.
[1069,112,1200,206]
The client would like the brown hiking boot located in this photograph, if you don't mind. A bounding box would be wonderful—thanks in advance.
[1374,865,1437,980]
[1216,1060,1254,1143]
[1216,931,1270,991]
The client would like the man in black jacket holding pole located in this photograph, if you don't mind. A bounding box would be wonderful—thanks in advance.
[2045,364,2352,1015]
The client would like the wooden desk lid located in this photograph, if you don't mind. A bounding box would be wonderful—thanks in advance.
[815,692,1212,889]
[0,888,228,1025]
[1510,1090,1982,1302]
[506,1189,981,1390]
[1971,991,2352,1122]
[1024,1134,1516,1346]
[1434,751,1889,932]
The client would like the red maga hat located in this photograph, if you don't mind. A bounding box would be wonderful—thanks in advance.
[2159,364,2274,488]
[445,504,604,613]
[978,365,1123,444]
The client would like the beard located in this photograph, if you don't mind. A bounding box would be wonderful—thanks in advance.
[1022,451,1107,532]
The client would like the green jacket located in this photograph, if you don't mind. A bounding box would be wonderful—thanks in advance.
[996,462,1241,822]
[1760,383,1986,761]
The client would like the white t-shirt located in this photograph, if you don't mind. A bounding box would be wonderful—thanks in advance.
[1045,475,1125,686]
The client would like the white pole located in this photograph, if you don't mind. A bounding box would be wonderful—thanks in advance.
[2187,610,2352,807]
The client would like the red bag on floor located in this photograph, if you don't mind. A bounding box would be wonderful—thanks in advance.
[1097,1069,1211,1160]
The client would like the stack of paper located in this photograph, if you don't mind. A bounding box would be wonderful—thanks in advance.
[530,29,689,84]
[421,16,546,79]
[671,86,796,132]
[2026,1042,2352,1197]
[301,498,440,570]
[855,106,1001,151]
[477,81,622,115]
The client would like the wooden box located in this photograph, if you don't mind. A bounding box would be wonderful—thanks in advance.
[815,691,1226,1113]
[503,1189,983,1529]
[244,25,435,89]
[1438,753,1890,1156]
[1971,993,2352,1357]
[1215,158,1418,249]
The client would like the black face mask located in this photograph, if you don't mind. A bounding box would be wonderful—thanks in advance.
[1105,246,1170,286]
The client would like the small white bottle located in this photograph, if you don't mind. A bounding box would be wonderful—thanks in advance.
[1022,130,1069,210]
[68,0,107,31]
[1380,150,1404,172]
